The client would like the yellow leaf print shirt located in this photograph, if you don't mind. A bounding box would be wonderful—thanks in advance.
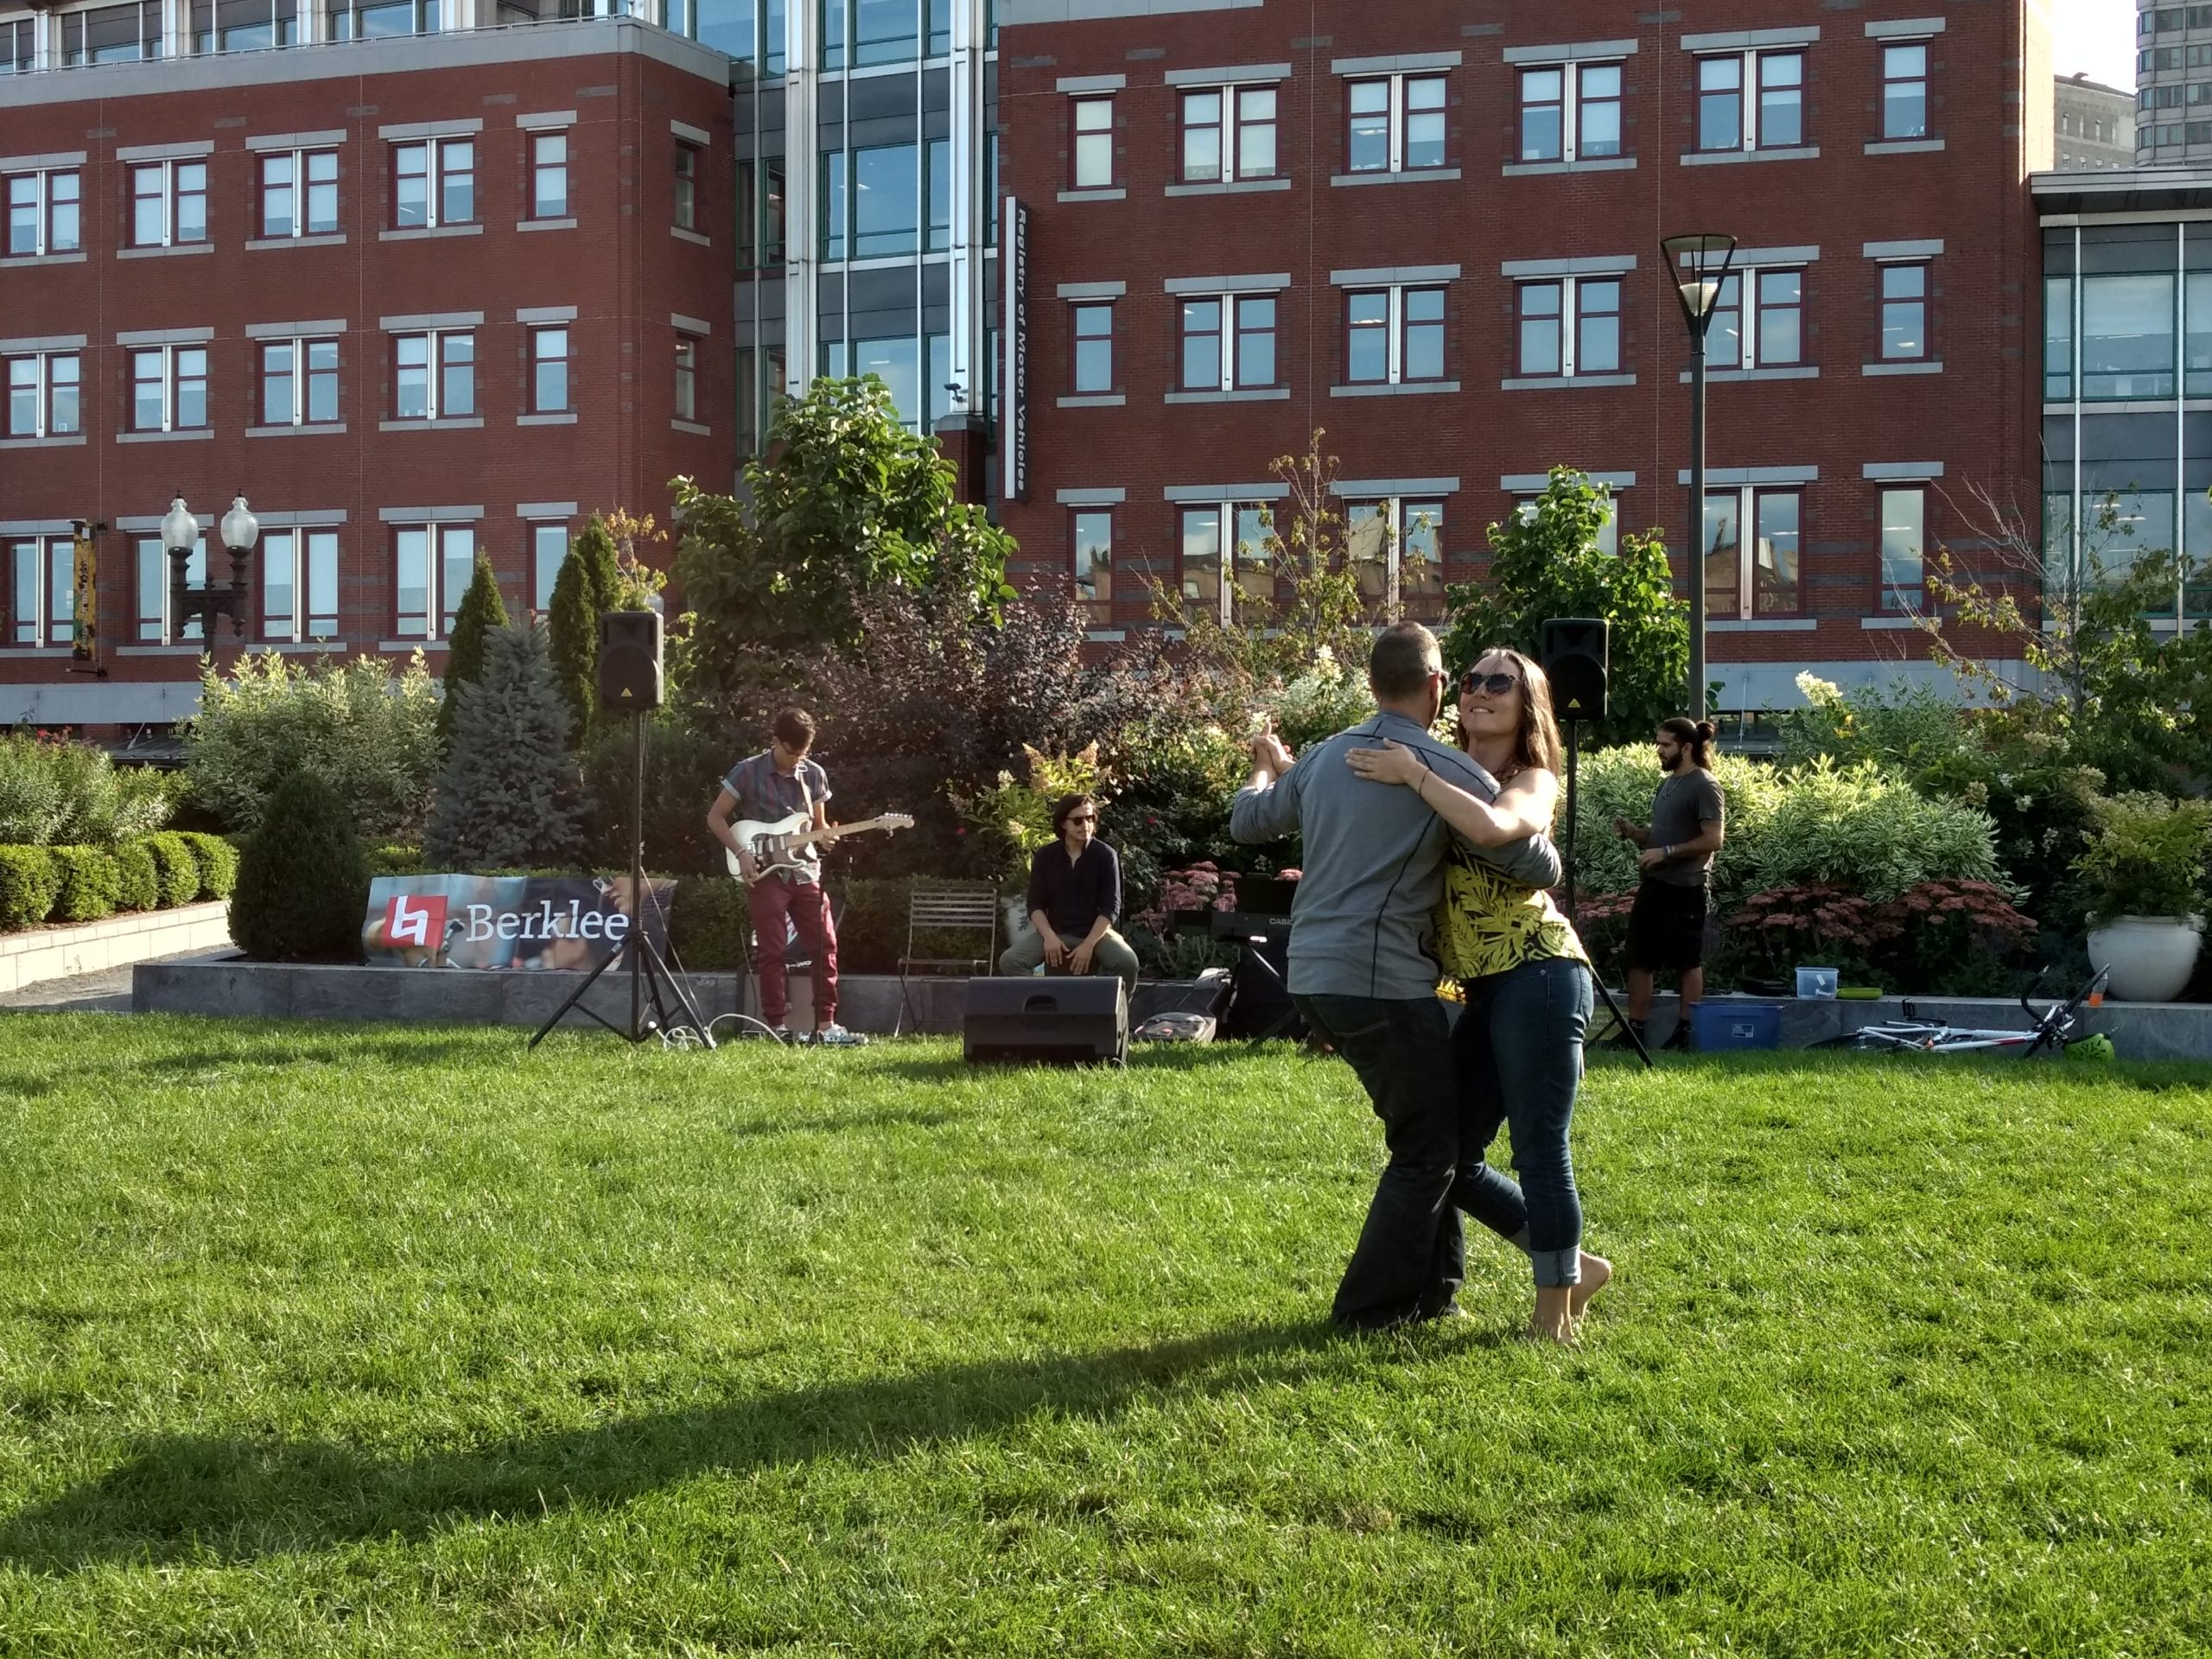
[1435,841,1590,982]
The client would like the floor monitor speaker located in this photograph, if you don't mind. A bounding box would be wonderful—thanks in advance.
[963,976,1128,1066]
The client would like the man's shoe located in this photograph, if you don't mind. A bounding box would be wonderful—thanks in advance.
[812,1023,868,1047]
[766,1025,793,1045]
[1660,1020,1693,1052]
[1611,1020,1648,1050]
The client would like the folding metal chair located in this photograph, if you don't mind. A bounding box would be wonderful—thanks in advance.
[896,879,1001,1036]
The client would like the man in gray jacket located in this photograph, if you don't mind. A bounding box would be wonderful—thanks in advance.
[1231,621,1562,1329]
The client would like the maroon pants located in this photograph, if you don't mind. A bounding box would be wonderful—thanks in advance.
[747,875,837,1027]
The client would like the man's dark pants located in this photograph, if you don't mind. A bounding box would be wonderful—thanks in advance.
[1294,994,1464,1328]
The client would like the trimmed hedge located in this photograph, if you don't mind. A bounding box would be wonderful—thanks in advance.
[48,845,121,924]
[142,832,202,910]
[112,842,159,912]
[179,832,239,900]
[0,846,60,929]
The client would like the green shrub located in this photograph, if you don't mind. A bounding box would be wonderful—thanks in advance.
[2074,792,2212,925]
[179,832,239,899]
[188,651,443,840]
[141,832,202,909]
[368,843,427,875]
[667,877,750,972]
[0,733,181,847]
[230,772,372,963]
[439,553,510,743]
[0,846,60,929]
[112,841,159,912]
[47,845,121,924]
[581,712,734,876]
[424,622,586,871]
[1564,747,1781,903]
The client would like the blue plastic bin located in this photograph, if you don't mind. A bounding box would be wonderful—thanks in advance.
[1691,1001,1782,1052]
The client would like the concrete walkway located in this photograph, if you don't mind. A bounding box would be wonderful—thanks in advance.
[0,948,238,1014]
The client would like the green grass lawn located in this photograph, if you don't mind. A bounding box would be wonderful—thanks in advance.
[0,1018,2209,1656]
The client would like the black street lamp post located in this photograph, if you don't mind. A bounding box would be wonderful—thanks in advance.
[1660,232,1738,721]
[159,493,259,645]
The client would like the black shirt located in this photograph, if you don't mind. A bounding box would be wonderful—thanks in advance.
[1026,837,1122,936]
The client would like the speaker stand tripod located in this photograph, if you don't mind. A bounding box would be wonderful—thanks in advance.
[1562,716,1652,1071]
[529,709,714,1049]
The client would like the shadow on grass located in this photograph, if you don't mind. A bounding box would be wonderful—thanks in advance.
[721,1102,975,1139]
[0,1319,1370,1572]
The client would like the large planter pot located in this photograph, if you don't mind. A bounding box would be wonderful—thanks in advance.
[2087,915,2204,1003]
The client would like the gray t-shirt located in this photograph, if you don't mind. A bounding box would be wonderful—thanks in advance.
[1648,768,1725,887]
[723,753,832,883]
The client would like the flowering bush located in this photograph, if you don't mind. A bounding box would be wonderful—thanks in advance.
[1722,883,1895,984]
[0,732,180,848]
[1126,861,1300,980]
[1871,878,2039,996]
[950,742,1108,890]
[2073,791,2212,925]
[1257,647,1376,753]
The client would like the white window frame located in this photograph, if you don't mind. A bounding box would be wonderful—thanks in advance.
[135,532,207,643]
[1344,496,1447,617]
[1071,301,1114,394]
[1697,48,1805,153]
[1708,265,1807,370]
[530,129,570,221]
[4,350,80,438]
[391,521,476,639]
[530,324,570,414]
[1515,275,1624,378]
[1179,82,1281,183]
[1179,291,1278,391]
[127,156,208,249]
[258,525,340,642]
[5,167,81,257]
[1878,484,1925,613]
[1071,95,1114,188]
[1704,485,1805,619]
[1879,40,1929,142]
[1877,258,1929,361]
[391,328,474,421]
[7,534,74,648]
[128,342,209,433]
[1179,499,1272,625]
[391,136,474,231]
[1345,72,1448,174]
[258,146,339,238]
[1346,283,1447,385]
[257,334,340,427]
[1517,60,1625,163]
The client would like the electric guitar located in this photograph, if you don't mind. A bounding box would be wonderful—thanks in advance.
[725,811,915,880]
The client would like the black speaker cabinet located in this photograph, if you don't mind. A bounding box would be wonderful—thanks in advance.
[598,610,664,712]
[963,976,1128,1066]
[1539,616,1608,722]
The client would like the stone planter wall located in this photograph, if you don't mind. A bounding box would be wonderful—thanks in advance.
[0,901,232,995]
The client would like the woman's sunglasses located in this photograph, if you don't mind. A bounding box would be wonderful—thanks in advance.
[1461,671,1522,696]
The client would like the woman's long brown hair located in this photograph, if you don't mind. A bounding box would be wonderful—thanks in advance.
[1462,647,1564,777]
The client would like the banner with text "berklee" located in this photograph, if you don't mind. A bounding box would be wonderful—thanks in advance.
[362,874,671,970]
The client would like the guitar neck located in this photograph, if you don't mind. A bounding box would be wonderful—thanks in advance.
[783,815,897,849]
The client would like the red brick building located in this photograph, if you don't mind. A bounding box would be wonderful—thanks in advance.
[0,16,734,728]
[996,0,2052,709]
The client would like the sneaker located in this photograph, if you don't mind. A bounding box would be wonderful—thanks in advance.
[811,1022,868,1047]
[766,1025,793,1045]
[1660,1020,1692,1052]
[1611,1020,1648,1050]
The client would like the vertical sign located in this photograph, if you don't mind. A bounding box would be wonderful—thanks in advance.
[69,529,96,663]
[1001,194,1027,503]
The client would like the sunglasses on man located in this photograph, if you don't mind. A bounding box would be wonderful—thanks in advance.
[1460,670,1522,696]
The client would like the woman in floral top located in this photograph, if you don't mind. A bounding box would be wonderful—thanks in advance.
[1344,647,1609,1344]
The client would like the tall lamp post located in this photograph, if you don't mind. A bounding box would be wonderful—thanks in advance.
[1661,232,1738,721]
[159,493,259,645]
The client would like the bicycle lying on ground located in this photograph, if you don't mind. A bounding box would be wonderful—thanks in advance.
[1812,966,2112,1058]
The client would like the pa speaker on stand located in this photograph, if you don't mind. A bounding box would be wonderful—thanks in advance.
[598,609,664,712]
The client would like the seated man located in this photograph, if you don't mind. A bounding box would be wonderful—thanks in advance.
[997,792,1140,994]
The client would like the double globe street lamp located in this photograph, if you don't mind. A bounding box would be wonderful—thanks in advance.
[158,491,261,645]
[1660,232,1738,723]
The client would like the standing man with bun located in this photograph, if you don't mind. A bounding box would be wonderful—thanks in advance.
[1613,716,1726,1052]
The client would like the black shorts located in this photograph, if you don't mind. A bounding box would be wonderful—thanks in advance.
[1626,879,1710,972]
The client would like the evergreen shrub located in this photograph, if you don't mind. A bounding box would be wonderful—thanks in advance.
[180,832,239,899]
[230,772,372,962]
[112,842,160,912]
[48,846,121,924]
[0,846,60,929]
[423,622,587,871]
[142,832,202,909]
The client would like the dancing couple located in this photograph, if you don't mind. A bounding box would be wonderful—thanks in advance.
[1230,622,1607,1343]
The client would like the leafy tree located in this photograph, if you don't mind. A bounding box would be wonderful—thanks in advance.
[229,770,371,962]
[548,515,622,745]
[1442,467,1688,745]
[439,553,509,743]
[670,377,1015,722]
[423,622,586,871]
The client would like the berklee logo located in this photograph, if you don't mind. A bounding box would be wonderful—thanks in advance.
[385,893,449,949]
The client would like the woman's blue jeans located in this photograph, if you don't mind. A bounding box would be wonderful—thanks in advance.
[1450,956,1592,1288]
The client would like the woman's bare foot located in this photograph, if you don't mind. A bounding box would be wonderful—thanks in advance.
[1570,1251,1612,1323]
[1529,1285,1577,1344]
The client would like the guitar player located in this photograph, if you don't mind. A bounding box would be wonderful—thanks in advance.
[707,706,866,1047]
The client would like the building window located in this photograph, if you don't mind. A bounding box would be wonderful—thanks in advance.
[1515,276,1623,377]
[926,136,951,251]
[1699,49,1803,151]
[189,0,302,53]
[2077,272,2175,399]
[129,345,209,432]
[1882,42,1928,140]
[8,537,74,647]
[531,523,568,613]
[1704,486,1802,617]
[1179,501,1271,624]
[260,527,340,641]
[1879,486,1924,612]
[1180,83,1279,183]
[259,337,340,426]
[392,330,474,420]
[1346,73,1446,174]
[135,533,207,642]
[1879,263,1928,360]
[392,524,476,638]
[1516,492,1623,556]
[4,14,36,72]
[1072,510,1111,616]
[392,137,474,230]
[59,1,161,65]
[531,326,569,413]
[1072,96,1114,188]
[852,143,914,256]
[5,168,81,257]
[531,131,569,219]
[1345,284,1446,384]
[853,0,919,66]
[1346,498,1446,620]
[129,159,208,249]
[1517,61,1623,163]
[4,353,80,438]
[259,149,339,238]
[674,334,699,421]
[1071,302,1113,393]
[674,142,698,231]
[1706,268,1805,369]
[329,0,440,38]
[1178,294,1277,391]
